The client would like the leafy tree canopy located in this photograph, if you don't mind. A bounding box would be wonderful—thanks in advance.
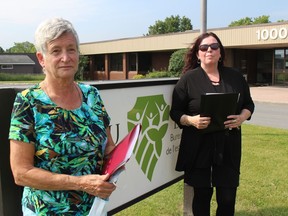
[75,55,89,81]
[0,46,5,53]
[277,19,288,22]
[147,15,192,35]
[6,41,36,53]
[229,15,270,27]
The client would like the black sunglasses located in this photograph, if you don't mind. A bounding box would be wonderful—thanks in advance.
[199,43,220,52]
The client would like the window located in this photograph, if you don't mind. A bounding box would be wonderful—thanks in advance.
[95,55,105,71]
[257,49,272,84]
[274,49,284,70]
[274,49,288,85]
[285,49,288,69]
[1,64,13,69]
[110,54,123,71]
[128,53,137,71]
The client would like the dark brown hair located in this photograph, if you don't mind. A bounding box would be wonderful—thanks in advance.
[182,32,225,73]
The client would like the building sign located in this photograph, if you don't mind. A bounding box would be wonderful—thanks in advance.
[98,83,182,212]
[256,26,288,41]
[127,95,170,181]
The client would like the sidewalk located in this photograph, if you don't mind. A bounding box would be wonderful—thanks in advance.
[250,86,288,104]
[0,83,287,104]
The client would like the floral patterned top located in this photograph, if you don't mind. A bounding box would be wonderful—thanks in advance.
[9,83,110,215]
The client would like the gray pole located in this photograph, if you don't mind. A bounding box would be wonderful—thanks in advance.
[183,183,194,216]
[183,2,208,214]
[200,0,207,34]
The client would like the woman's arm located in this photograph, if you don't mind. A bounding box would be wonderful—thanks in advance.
[104,127,116,156]
[10,140,116,199]
[180,114,211,129]
[225,109,252,129]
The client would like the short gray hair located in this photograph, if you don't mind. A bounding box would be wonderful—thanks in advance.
[34,17,80,54]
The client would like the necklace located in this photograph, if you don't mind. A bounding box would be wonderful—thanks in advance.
[203,69,221,86]
[208,73,221,86]
[210,79,221,85]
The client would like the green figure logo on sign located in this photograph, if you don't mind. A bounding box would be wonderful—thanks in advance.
[127,95,170,181]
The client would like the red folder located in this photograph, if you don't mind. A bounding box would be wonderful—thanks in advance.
[102,124,141,176]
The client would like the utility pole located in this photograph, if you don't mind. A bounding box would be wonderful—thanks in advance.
[183,3,208,215]
[200,0,207,34]
[183,183,194,216]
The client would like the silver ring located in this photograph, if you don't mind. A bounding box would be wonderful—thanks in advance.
[233,119,237,123]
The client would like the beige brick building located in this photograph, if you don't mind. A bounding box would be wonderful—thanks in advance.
[80,21,288,86]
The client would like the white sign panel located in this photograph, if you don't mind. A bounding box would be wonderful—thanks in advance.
[98,83,183,212]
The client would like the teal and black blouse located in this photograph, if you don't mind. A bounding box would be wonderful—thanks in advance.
[9,83,110,215]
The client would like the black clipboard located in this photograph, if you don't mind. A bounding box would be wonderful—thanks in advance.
[200,92,240,133]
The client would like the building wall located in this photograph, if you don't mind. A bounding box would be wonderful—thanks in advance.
[80,22,288,55]
[0,53,42,74]
[151,52,173,71]
[80,22,288,85]
[224,49,234,67]
[0,65,34,74]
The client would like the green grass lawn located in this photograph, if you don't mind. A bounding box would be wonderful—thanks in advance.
[114,124,288,216]
[0,73,45,82]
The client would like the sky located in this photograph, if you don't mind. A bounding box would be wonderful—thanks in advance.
[1,0,288,50]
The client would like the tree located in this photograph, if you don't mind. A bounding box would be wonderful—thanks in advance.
[75,55,89,81]
[253,15,270,24]
[229,17,253,27]
[229,15,270,27]
[0,46,5,53]
[6,41,36,53]
[147,15,192,35]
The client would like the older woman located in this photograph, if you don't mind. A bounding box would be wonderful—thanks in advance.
[170,32,255,216]
[9,18,116,215]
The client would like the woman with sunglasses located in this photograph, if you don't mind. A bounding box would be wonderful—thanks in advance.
[170,32,254,216]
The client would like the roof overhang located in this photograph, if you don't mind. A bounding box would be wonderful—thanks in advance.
[80,21,288,55]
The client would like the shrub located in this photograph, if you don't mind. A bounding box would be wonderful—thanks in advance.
[132,74,146,79]
[168,48,188,77]
[132,71,171,79]
[146,71,171,78]
[75,55,89,81]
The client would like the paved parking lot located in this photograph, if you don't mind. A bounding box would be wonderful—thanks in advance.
[250,86,288,104]
[248,86,288,130]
